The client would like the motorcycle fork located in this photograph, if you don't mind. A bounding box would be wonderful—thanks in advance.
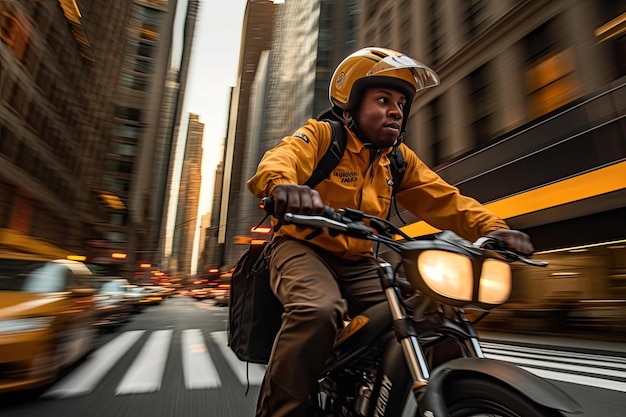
[379,263,431,398]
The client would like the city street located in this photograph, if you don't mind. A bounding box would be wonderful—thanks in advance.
[1,295,625,417]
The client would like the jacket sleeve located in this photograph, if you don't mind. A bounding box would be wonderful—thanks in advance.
[396,145,509,241]
[247,119,332,198]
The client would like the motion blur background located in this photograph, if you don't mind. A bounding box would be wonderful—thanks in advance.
[1,0,625,345]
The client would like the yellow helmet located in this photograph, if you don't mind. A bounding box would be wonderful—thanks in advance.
[329,47,439,112]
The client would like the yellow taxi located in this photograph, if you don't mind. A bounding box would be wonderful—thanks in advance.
[0,229,98,393]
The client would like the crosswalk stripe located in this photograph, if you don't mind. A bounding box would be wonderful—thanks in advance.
[480,341,626,367]
[516,365,626,393]
[483,348,626,377]
[182,329,221,389]
[210,331,266,386]
[484,351,626,392]
[41,330,145,398]
[116,329,173,394]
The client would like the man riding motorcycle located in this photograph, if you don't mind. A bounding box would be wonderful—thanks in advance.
[246,46,534,417]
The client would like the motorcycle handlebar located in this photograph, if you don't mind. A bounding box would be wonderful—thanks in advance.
[260,197,547,267]
[261,197,377,239]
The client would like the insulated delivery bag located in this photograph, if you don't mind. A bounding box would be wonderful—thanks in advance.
[228,240,282,364]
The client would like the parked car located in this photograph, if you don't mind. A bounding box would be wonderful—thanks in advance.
[0,257,99,393]
[138,286,164,306]
[207,283,231,300]
[190,287,211,301]
[214,287,230,307]
[125,286,154,312]
[91,277,134,330]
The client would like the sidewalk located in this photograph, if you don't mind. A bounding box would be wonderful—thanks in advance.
[478,330,626,357]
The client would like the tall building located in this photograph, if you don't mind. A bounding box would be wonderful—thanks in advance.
[196,211,211,272]
[159,0,199,267]
[200,159,224,271]
[0,0,133,256]
[217,0,276,268]
[102,0,180,276]
[218,0,358,269]
[171,113,204,276]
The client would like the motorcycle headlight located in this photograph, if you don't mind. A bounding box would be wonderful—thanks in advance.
[478,259,511,305]
[403,243,512,309]
[418,250,473,301]
[0,317,54,334]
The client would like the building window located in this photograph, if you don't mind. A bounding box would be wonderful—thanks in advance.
[114,106,142,122]
[596,2,626,78]
[525,48,580,119]
[468,64,494,146]
[110,141,137,157]
[0,126,15,157]
[119,71,150,91]
[0,3,30,61]
[105,231,127,243]
[109,212,126,226]
[464,0,487,38]
[104,176,131,193]
[428,96,444,166]
[105,159,134,174]
[112,123,141,140]
[426,0,445,63]
[523,21,580,119]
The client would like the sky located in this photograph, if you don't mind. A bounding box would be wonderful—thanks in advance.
[169,0,248,272]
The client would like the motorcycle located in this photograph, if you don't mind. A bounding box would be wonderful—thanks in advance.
[262,198,583,417]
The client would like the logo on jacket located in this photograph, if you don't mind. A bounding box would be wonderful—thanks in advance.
[334,171,358,183]
[293,133,309,143]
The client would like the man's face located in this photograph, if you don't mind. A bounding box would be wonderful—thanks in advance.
[354,87,406,148]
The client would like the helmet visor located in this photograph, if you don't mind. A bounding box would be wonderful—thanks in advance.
[368,55,440,91]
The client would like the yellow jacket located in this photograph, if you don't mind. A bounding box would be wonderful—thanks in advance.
[247,119,509,260]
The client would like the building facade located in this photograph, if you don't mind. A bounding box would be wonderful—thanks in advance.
[170,113,204,276]
[1,0,133,256]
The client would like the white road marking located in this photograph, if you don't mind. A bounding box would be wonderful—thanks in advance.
[116,329,173,394]
[182,329,221,389]
[42,330,145,398]
[484,348,626,392]
[210,331,266,385]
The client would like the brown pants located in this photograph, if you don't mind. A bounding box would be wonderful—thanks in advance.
[256,237,386,417]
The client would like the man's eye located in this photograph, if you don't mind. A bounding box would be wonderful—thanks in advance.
[398,102,405,110]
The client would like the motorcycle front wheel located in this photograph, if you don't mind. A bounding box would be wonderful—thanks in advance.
[444,376,565,417]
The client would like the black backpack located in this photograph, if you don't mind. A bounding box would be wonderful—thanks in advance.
[228,114,408,365]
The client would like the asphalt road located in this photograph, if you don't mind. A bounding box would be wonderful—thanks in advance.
[1,295,625,417]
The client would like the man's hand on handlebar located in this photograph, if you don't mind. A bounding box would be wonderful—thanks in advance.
[486,228,534,256]
[270,184,325,219]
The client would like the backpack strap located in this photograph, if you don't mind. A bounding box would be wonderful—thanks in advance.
[387,146,408,223]
[388,146,407,196]
[304,119,346,189]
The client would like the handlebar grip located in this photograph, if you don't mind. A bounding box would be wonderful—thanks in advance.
[261,197,274,215]
[260,196,339,220]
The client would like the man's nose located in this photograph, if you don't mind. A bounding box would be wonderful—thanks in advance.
[390,104,402,118]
